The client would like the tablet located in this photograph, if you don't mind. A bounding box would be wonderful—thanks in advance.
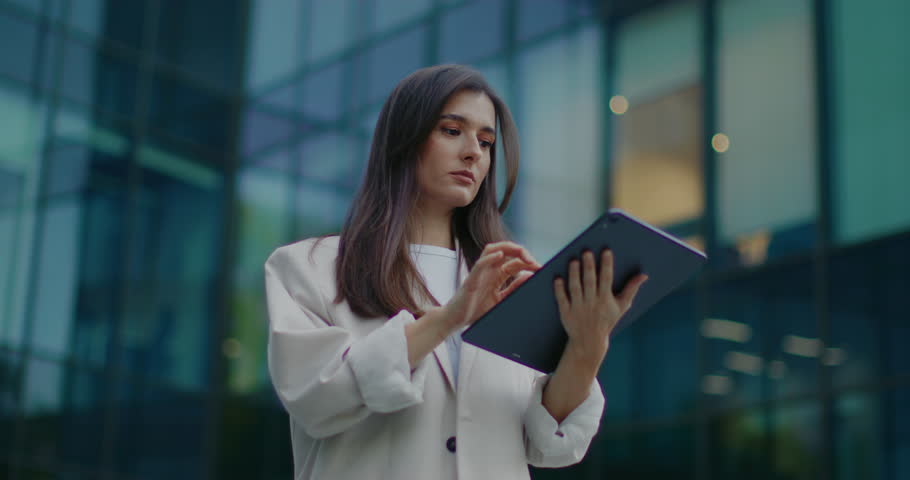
[461,208,707,373]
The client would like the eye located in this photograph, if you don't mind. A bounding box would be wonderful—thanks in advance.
[441,127,460,136]
[479,139,494,149]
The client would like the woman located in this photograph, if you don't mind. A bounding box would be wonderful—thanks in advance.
[265,64,647,479]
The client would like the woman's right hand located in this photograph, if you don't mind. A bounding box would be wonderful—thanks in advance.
[439,241,541,333]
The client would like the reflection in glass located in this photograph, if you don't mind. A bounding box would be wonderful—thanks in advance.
[832,0,910,244]
[371,0,432,34]
[296,183,351,239]
[636,290,698,419]
[706,263,816,409]
[148,71,233,148]
[299,133,358,187]
[227,166,292,394]
[439,0,506,65]
[246,0,303,92]
[612,2,702,230]
[517,26,603,261]
[307,0,357,65]
[155,0,244,91]
[0,10,38,84]
[829,238,910,387]
[361,26,427,108]
[112,380,206,479]
[118,145,223,390]
[835,392,883,479]
[716,0,817,265]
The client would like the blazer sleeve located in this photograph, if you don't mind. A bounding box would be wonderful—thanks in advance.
[522,373,605,468]
[265,246,429,439]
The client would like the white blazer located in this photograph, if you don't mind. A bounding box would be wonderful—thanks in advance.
[265,236,605,480]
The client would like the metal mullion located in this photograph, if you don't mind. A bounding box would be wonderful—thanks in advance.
[199,0,252,476]
[811,0,835,478]
[696,0,719,478]
[8,0,64,476]
[96,0,161,477]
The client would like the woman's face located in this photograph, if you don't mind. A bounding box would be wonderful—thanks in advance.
[416,89,496,213]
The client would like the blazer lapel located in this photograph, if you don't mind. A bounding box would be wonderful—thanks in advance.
[432,342,456,393]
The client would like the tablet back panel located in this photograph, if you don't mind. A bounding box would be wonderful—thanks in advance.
[461,209,707,373]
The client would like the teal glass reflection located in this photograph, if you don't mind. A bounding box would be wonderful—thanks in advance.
[829,236,910,387]
[516,26,603,260]
[112,379,206,479]
[705,263,817,410]
[59,38,140,119]
[227,165,292,395]
[715,0,817,267]
[0,8,39,84]
[246,0,303,92]
[832,0,910,244]
[835,392,884,480]
[155,0,245,91]
[439,0,506,65]
[371,0,433,34]
[361,26,427,108]
[117,142,224,390]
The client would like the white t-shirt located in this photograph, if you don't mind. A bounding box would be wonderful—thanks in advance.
[409,243,463,387]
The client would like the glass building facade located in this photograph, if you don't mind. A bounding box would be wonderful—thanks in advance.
[0,0,907,478]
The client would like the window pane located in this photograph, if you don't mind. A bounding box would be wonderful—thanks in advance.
[299,132,359,187]
[439,0,506,65]
[612,2,702,229]
[23,362,107,470]
[0,83,45,350]
[300,61,347,122]
[832,0,910,244]
[307,0,357,65]
[0,9,39,84]
[246,0,302,91]
[296,183,351,239]
[112,380,206,479]
[227,165,292,394]
[359,26,427,109]
[835,392,884,480]
[516,26,603,261]
[517,0,568,43]
[29,199,82,358]
[67,0,148,48]
[60,39,140,118]
[592,424,696,479]
[715,0,817,265]
[155,0,245,91]
[829,236,910,388]
[241,105,298,157]
[705,263,817,410]
[147,71,233,149]
[119,142,224,389]
[371,0,432,34]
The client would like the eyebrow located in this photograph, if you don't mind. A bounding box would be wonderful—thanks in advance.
[439,113,496,136]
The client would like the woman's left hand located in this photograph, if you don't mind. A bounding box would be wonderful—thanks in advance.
[553,249,648,360]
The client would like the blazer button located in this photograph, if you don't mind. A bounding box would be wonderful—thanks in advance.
[446,436,456,453]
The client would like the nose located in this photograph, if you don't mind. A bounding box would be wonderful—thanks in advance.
[461,137,482,162]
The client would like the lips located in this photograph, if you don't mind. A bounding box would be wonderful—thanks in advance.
[450,170,475,182]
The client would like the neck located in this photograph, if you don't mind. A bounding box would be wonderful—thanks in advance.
[410,203,455,250]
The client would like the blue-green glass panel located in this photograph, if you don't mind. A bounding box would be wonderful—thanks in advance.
[832,0,910,244]
[439,0,505,65]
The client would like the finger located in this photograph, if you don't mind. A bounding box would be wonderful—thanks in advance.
[483,242,535,264]
[553,277,569,318]
[499,270,533,299]
[598,249,615,297]
[568,259,582,302]
[582,250,596,301]
[471,250,505,279]
[616,274,648,312]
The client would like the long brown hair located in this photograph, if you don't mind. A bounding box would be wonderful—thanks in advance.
[332,64,520,318]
